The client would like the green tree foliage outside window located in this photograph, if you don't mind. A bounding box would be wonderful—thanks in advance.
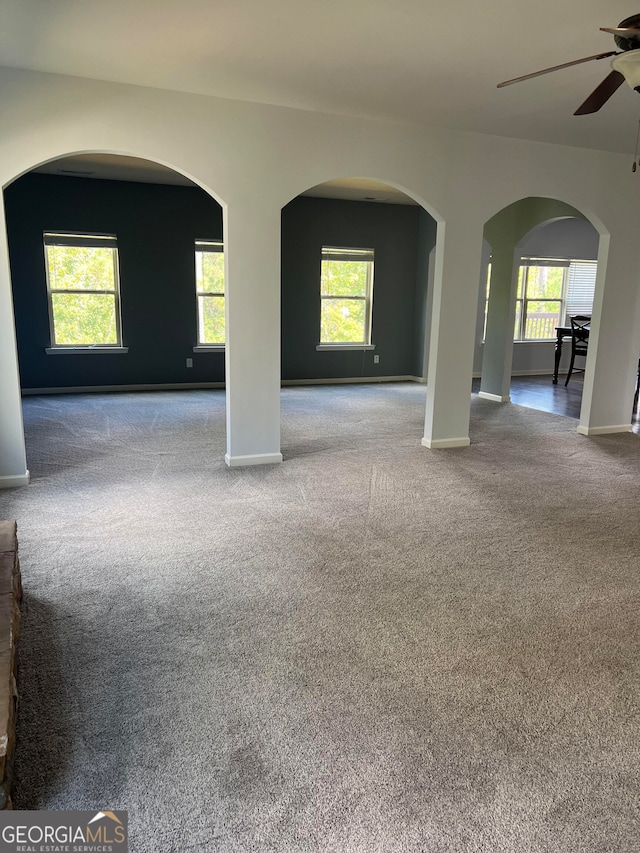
[515,261,566,341]
[195,242,225,345]
[320,248,374,344]
[45,236,121,346]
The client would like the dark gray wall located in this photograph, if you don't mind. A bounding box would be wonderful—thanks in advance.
[5,173,224,389]
[281,196,434,380]
[5,176,437,389]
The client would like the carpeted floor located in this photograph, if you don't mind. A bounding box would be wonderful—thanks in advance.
[1,383,639,852]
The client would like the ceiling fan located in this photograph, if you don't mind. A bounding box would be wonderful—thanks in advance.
[497,14,640,115]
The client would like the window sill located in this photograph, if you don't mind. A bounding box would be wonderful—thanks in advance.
[193,345,225,352]
[316,344,376,352]
[480,340,557,346]
[45,346,129,355]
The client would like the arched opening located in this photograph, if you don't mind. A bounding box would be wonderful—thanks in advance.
[1,152,228,484]
[278,177,440,452]
[476,196,612,424]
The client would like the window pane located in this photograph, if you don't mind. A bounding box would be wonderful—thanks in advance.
[196,251,224,294]
[514,300,522,339]
[524,265,564,299]
[51,293,118,345]
[321,260,368,297]
[517,266,525,299]
[47,245,116,292]
[524,301,561,339]
[482,263,492,341]
[198,295,225,344]
[321,298,366,343]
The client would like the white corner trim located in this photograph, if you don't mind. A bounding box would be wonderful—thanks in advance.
[576,424,632,436]
[225,452,283,468]
[45,346,129,355]
[421,437,471,449]
[316,344,376,352]
[0,471,30,489]
[478,391,511,403]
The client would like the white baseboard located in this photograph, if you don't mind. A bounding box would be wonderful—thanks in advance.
[471,369,561,379]
[281,375,420,386]
[576,424,632,436]
[478,391,511,403]
[225,452,283,468]
[421,437,471,449]
[22,382,225,395]
[0,471,30,489]
[511,368,559,376]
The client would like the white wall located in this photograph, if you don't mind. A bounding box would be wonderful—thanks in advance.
[1,66,640,481]
[520,217,599,260]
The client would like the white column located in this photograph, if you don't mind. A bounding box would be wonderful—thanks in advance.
[578,229,640,435]
[422,215,484,448]
[0,196,29,488]
[479,240,517,403]
[224,200,282,466]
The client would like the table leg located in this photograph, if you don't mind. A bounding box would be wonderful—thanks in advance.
[553,334,563,384]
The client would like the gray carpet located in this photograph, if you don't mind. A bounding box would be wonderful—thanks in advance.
[1,384,639,852]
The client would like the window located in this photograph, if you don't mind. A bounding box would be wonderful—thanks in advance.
[320,247,374,345]
[513,257,597,341]
[44,232,122,347]
[482,260,492,341]
[514,259,567,340]
[195,240,225,345]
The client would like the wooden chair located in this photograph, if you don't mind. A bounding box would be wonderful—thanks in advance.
[564,315,590,386]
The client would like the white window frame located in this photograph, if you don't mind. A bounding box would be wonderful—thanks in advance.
[318,246,375,349]
[194,239,225,349]
[43,232,125,352]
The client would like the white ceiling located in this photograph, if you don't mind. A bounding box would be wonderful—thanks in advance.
[3,0,640,161]
[34,154,196,186]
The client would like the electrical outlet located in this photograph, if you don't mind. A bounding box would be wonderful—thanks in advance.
[373,355,380,364]
[186,358,193,368]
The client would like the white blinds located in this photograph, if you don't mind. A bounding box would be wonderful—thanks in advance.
[523,258,570,268]
[321,247,374,263]
[565,261,597,321]
[195,240,223,252]
[44,232,116,248]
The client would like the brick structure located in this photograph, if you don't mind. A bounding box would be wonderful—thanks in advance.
[0,522,21,809]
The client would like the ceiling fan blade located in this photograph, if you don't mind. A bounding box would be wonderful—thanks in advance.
[497,51,618,88]
[600,27,640,37]
[574,70,625,115]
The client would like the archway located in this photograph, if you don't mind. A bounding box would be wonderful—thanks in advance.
[0,152,227,486]
[278,176,440,452]
[478,197,601,421]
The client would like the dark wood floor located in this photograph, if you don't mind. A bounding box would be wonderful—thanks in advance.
[472,374,640,435]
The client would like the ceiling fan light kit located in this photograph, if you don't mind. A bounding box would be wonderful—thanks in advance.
[611,49,640,91]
